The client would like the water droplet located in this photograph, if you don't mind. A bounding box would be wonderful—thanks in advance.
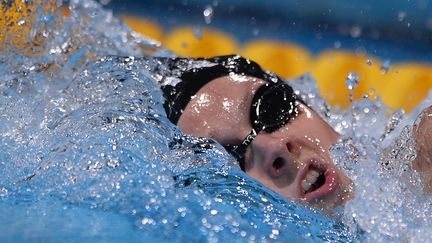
[106,159,120,168]
[334,41,341,48]
[252,28,260,36]
[330,141,359,173]
[194,25,202,40]
[350,26,362,38]
[203,6,214,24]
[141,217,154,225]
[381,59,391,74]
[346,72,360,90]
[398,11,407,22]
[17,19,26,26]
[366,59,373,66]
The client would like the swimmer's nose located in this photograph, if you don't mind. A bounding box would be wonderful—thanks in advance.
[252,136,300,181]
[285,139,301,158]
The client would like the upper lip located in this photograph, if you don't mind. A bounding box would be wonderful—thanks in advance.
[296,157,340,201]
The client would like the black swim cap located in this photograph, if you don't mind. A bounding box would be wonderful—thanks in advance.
[159,55,282,124]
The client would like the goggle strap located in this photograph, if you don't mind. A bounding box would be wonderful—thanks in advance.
[229,127,262,169]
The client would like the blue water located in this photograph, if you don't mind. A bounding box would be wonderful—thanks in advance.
[2,0,432,242]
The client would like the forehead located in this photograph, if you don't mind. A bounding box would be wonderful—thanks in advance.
[177,75,267,140]
[205,75,266,100]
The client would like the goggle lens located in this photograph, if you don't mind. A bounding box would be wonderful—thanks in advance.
[251,83,298,133]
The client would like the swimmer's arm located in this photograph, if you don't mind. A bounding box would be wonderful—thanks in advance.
[412,106,432,194]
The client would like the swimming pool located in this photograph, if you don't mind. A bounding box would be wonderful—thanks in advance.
[113,0,432,113]
[1,0,432,242]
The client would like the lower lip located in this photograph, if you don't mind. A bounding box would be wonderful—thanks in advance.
[301,168,340,201]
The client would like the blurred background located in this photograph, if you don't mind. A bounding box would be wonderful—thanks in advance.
[108,0,432,112]
[3,0,432,112]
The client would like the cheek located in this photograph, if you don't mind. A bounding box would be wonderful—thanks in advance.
[206,113,252,145]
[286,115,339,150]
[296,106,338,144]
[312,120,339,145]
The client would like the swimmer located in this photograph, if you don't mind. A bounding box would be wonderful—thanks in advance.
[157,55,431,209]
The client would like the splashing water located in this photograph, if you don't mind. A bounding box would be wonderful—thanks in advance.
[288,54,432,242]
[1,0,431,242]
[0,1,353,242]
[346,72,360,90]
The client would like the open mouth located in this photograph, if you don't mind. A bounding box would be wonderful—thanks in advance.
[299,162,339,201]
[301,168,326,194]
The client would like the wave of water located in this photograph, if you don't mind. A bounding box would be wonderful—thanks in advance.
[1,0,431,242]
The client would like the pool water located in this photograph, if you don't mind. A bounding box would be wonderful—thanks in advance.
[1,0,432,242]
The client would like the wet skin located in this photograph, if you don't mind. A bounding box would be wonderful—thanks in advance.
[177,75,354,209]
[413,106,432,194]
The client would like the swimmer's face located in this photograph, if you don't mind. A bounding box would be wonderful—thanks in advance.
[177,75,353,209]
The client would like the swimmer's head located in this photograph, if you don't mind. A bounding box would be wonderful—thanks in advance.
[161,55,353,209]
[177,74,353,209]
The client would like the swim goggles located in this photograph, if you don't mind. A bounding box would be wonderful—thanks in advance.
[224,82,299,170]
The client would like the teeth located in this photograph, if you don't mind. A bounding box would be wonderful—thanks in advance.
[302,169,321,193]
[306,170,319,183]
[301,180,312,192]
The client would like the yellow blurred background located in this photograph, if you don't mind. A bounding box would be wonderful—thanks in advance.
[122,15,432,112]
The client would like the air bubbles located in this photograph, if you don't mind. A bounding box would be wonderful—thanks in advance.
[366,59,373,66]
[203,6,214,24]
[346,72,360,90]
